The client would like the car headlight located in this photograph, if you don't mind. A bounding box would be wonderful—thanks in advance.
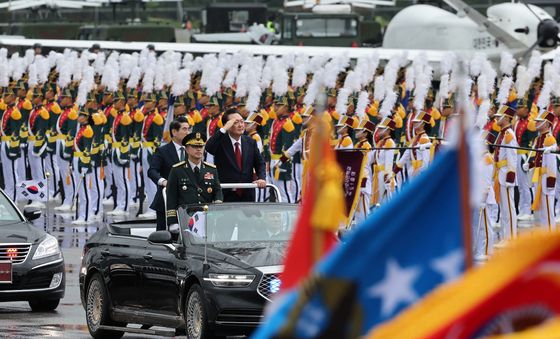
[32,234,61,260]
[205,274,255,287]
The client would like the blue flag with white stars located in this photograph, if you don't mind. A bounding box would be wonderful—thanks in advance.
[253,146,465,338]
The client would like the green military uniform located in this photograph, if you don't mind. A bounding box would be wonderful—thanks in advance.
[166,132,223,225]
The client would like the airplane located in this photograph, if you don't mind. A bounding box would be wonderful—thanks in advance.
[0,0,558,65]
[383,0,560,60]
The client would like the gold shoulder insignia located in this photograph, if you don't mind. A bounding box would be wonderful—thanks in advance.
[283,119,295,133]
[341,136,353,148]
[505,130,514,144]
[419,135,431,144]
[545,134,557,147]
[173,161,187,168]
[203,161,216,168]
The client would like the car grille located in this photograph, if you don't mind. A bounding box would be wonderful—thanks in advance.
[257,273,281,302]
[0,244,31,264]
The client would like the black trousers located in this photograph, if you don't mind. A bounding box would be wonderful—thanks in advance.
[156,210,166,231]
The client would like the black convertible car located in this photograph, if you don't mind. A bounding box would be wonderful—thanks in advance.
[79,202,297,339]
[0,189,65,311]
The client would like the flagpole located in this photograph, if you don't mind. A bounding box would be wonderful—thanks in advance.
[311,89,327,264]
[45,171,51,232]
[457,62,473,269]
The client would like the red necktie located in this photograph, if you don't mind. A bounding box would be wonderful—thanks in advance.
[234,142,242,170]
[235,142,243,197]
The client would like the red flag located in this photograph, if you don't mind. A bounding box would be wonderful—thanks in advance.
[280,118,343,292]
[369,231,560,339]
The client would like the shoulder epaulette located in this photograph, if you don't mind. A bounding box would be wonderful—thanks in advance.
[173,161,186,168]
[341,135,353,148]
[283,118,295,133]
[505,130,514,144]
[484,153,493,165]
[22,100,32,111]
[153,113,164,125]
[68,108,78,120]
[384,139,396,148]
[545,134,557,147]
[83,125,94,138]
[39,108,50,120]
[120,113,132,126]
[418,135,431,144]
[11,108,22,121]
[50,102,61,114]
[203,161,216,168]
[292,112,302,125]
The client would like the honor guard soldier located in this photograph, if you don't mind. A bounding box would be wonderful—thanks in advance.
[514,96,537,221]
[54,88,78,212]
[166,132,223,229]
[139,92,165,219]
[528,110,557,231]
[44,82,61,200]
[15,80,32,182]
[204,95,222,164]
[270,95,296,203]
[245,111,267,202]
[334,115,357,150]
[0,84,23,201]
[551,96,560,217]
[88,92,107,219]
[474,131,497,261]
[395,110,433,178]
[28,87,50,198]
[72,108,95,225]
[372,116,397,207]
[354,117,375,224]
[107,90,132,216]
[493,104,518,241]
[129,93,145,207]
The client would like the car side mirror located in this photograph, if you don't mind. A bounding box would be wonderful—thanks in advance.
[148,231,173,244]
[23,208,41,222]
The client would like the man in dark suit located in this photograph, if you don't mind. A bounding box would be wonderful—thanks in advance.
[148,116,190,230]
[205,108,266,202]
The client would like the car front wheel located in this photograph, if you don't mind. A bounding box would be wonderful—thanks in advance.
[29,298,60,311]
[85,274,124,339]
[185,284,211,339]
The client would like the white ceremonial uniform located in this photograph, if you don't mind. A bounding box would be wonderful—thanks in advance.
[494,126,518,240]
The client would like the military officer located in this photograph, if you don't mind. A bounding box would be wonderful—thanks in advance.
[0,84,23,201]
[166,132,223,228]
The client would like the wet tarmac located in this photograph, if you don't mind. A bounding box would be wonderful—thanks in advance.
[0,200,182,338]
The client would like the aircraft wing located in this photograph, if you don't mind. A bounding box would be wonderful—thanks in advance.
[441,0,527,49]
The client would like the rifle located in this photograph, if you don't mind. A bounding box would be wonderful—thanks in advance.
[488,143,560,154]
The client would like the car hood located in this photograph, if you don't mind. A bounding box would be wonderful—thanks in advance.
[0,222,44,244]
[213,241,287,267]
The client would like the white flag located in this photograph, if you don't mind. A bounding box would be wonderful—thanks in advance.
[17,180,48,202]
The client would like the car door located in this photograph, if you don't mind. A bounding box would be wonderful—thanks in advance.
[139,241,180,314]
[103,236,144,308]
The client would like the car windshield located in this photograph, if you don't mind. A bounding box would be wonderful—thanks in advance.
[0,192,22,223]
[181,204,298,246]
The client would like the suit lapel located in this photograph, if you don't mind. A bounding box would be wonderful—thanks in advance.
[241,136,250,172]
[168,142,179,164]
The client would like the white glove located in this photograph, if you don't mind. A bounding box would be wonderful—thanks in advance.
[169,223,179,233]
[522,161,529,172]
[543,145,558,154]
[418,143,431,151]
